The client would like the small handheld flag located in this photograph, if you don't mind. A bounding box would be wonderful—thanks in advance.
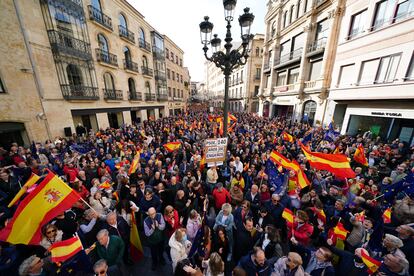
[382,208,391,224]
[333,221,349,240]
[361,250,382,274]
[49,236,83,263]
[282,208,294,224]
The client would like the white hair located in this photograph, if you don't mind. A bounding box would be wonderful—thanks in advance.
[19,255,37,276]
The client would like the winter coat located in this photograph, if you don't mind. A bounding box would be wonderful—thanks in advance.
[169,231,192,272]
[40,230,63,249]
[186,215,202,242]
[272,256,305,276]
[213,211,234,236]
[287,222,314,246]
[89,196,111,215]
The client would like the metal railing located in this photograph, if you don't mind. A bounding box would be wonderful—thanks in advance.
[123,59,139,72]
[47,30,91,60]
[152,46,164,59]
[145,93,156,101]
[128,91,142,101]
[307,37,327,53]
[255,75,261,80]
[371,11,414,31]
[157,93,168,101]
[155,70,167,81]
[118,25,135,43]
[88,5,112,30]
[61,85,99,100]
[347,28,364,40]
[103,89,123,100]
[96,49,118,66]
[138,38,151,52]
[263,62,271,71]
[275,48,303,65]
[304,80,317,89]
[141,66,153,77]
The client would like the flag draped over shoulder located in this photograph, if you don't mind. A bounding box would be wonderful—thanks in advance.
[0,171,81,245]
[269,151,309,189]
[8,173,40,207]
[130,212,144,262]
[163,141,181,152]
[354,144,368,166]
[299,142,356,179]
[49,236,83,263]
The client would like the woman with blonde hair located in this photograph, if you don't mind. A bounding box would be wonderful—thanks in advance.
[169,228,192,272]
[40,224,63,250]
[202,252,224,276]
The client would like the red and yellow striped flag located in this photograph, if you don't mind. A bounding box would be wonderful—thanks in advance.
[98,180,112,190]
[382,208,391,224]
[333,221,349,240]
[311,207,326,224]
[0,171,80,245]
[282,208,294,224]
[228,113,237,122]
[128,152,141,175]
[163,141,181,152]
[282,132,294,143]
[269,151,310,189]
[130,212,144,262]
[112,191,119,203]
[355,210,365,222]
[361,250,382,274]
[200,155,206,171]
[49,236,83,263]
[8,173,40,208]
[354,144,368,166]
[300,142,356,179]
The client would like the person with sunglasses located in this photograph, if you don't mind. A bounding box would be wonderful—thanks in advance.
[93,259,111,276]
[40,224,62,250]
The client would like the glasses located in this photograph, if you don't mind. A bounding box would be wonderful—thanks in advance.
[46,229,57,235]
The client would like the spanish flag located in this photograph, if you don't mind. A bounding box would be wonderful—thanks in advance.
[8,173,40,207]
[300,142,356,179]
[282,132,294,143]
[311,207,326,224]
[163,141,181,152]
[333,221,349,240]
[354,144,368,166]
[282,208,294,224]
[49,236,83,263]
[0,171,80,245]
[130,212,144,262]
[112,191,119,203]
[355,210,365,222]
[382,208,391,224]
[128,152,140,175]
[228,113,237,122]
[200,155,206,171]
[361,250,382,274]
[269,151,310,189]
[98,180,112,190]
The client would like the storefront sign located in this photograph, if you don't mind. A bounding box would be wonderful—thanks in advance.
[371,112,402,117]
[204,138,228,164]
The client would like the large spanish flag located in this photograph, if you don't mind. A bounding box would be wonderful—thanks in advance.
[282,132,294,143]
[361,250,382,274]
[49,236,83,263]
[282,208,294,224]
[0,171,80,245]
[299,142,356,178]
[269,151,310,189]
[8,173,40,207]
[130,211,144,262]
[163,141,181,152]
[128,152,141,175]
[354,145,368,166]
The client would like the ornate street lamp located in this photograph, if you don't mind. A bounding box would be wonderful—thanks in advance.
[199,0,254,138]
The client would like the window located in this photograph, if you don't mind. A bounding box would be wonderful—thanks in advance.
[359,59,381,84]
[406,52,414,80]
[166,48,169,58]
[256,68,261,78]
[372,1,392,30]
[376,53,401,83]
[271,21,277,37]
[276,71,287,86]
[279,41,290,60]
[142,56,148,67]
[348,9,367,39]
[97,34,109,52]
[297,0,302,18]
[283,11,288,28]
[128,78,136,93]
[173,88,176,97]
[256,47,260,57]
[168,87,171,97]
[181,75,183,83]
[315,19,329,41]
[103,72,115,90]
[240,87,243,97]
[67,64,83,87]
[292,33,305,57]
[176,56,179,64]
[172,71,175,81]
[394,0,414,22]
[254,86,259,96]
[167,69,170,79]
[290,6,295,23]
[309,59,323,81]
[145,82,151,94]
[180,59,183,66]
[91,0,102,11]
[123,46,131,63]
[139,28,145,42]
[338,64,355,85]
[288,67,300,84]
[0,77,5,93]
[119,14,127,29]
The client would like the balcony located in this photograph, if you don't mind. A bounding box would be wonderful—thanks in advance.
[307,37,327,54]
[123,60,139,73]
[273,84,295,93]
[103,89,123,100]
[141,66,153,77]
[47,30,91,60]
[128,91,142,101]
[263,62,271,72]
[61,85,99,100]
[304,80,317,89]
[275,48,303,66]
[157,93,168,101]
[118,25,135,43]
[88,5,113,31]
[138,38,152,52]
[96,49,118,67]
[145,93,156,101]
[155,70,167,81]
[255,75,261,80]
[152,46,164,59]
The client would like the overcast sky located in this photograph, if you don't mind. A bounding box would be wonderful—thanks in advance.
[128,0,267,82]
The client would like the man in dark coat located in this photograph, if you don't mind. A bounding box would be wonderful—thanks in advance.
[237,247,271,276]
[234,217,259,264]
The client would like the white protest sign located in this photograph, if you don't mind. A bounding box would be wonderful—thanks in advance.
[204,138,228,163]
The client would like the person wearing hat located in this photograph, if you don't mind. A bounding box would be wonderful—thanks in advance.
[288,210,314,246]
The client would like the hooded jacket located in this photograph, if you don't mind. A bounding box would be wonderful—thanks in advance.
[169,231,192,272]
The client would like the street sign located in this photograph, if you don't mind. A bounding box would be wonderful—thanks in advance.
[204,138,228,164]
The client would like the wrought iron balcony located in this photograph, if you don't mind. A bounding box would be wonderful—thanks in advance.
[307,37,327,53]
[138,38,151,52]
[47,30,92,60]
[141,66,153,77]
[152,46,164,59]
[275,48,303,66]
[88,5,113,30]
[103,89,123,100]
[61,85,99,100]
[96,49,118,67]
[128,91,142,101]
[118,25,135,43]
[263,61,271,72]
[157,93,168,101]
[255,75,261,80]
[155,70,166,81]
[145,93,156,101]
[123,59,139,72]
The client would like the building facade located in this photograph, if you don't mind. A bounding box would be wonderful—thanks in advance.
[259,0,345,125]
[204,58,224,109]
[0,0,189,146]
[326,0,414,145]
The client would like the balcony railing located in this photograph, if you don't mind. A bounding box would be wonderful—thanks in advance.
[118,25,135,43]
[263,62,271,72]
[141,66,153,77]
[123,59,139,72]
[275,48,303,65]
[314,0,328,7]
[307,37,327,53]
[61,85,99,100]
[96,49,118,66]
[128,91,142,101]
[145,93,156,101]
[103,89,123,100]
[304,80,317,89]
[255,75,261,80]
[157,93,168,101]
[138,38,151,52]
[347,28,364,40]
[88,5,112,30]
[155,70,167,81]
[47,30,92,60]
[152,46,164,59]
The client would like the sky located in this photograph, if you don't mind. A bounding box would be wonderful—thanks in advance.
[128,0,267,82]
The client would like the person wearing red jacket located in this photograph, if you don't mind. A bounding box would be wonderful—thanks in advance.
[63,162,79,183]
[288,210,314,246]
[212,182,231,212]
[164,205,182,239]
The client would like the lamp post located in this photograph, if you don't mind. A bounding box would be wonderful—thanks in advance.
[199,0,254,138]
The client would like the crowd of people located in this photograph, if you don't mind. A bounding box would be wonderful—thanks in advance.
[0,111,413,276]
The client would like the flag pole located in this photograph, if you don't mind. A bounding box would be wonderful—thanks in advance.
[79,197,99,214]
